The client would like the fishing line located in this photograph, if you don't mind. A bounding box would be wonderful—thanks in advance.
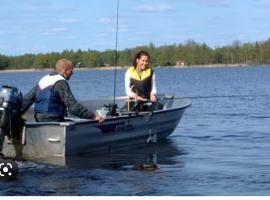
[173,94,270,99]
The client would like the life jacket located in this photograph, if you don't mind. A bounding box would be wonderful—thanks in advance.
[128,67,153,99]
[34,73,66,116]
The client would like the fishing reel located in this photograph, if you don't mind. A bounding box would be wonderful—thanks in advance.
[96,103,120,118]
[129,99,164,112]
[130,100,153,112]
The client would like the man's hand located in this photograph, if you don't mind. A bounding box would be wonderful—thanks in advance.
[150,94,157,102]
[95,115,104,123]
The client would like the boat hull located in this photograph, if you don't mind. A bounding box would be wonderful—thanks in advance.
[3,97,190,160]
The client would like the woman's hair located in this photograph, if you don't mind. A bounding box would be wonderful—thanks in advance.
[132,50,150,68]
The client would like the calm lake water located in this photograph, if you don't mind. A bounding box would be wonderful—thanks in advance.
[1,66,270,195]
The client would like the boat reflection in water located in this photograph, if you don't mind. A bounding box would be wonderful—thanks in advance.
[33,139,185,171]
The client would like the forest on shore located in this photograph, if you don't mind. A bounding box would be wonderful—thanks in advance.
[1,38,270,70]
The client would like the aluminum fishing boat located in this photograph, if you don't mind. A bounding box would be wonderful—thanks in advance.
[2,94,191,160]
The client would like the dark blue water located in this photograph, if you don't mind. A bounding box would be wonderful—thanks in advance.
[1,66,270,195]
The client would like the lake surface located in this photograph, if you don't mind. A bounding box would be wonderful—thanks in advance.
[1,66,270,195]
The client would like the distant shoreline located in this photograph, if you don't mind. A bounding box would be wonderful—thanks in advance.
[173,63,249,68]
[0,63,266,73]
[0,66,129,73]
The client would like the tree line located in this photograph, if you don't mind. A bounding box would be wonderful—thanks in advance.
[1,38,270,70]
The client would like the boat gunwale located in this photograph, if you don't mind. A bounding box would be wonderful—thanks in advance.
[25,100,191,127]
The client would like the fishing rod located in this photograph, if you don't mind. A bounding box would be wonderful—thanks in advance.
[113,0,120,106]
[104,0,119,117]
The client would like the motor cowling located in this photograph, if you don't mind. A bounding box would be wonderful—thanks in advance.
[0,85,23,129]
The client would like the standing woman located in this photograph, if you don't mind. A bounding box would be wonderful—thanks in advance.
[125,50,160,111]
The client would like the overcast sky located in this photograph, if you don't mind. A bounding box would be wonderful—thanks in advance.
[0,0,270,55]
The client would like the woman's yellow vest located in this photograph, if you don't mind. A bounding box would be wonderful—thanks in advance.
[128,67,153,99]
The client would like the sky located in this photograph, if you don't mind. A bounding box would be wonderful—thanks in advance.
[0,0,270,55]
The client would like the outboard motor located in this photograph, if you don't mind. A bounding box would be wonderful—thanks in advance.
[0,85,23,142]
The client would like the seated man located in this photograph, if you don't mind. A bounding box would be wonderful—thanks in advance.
[21,58,103,123]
